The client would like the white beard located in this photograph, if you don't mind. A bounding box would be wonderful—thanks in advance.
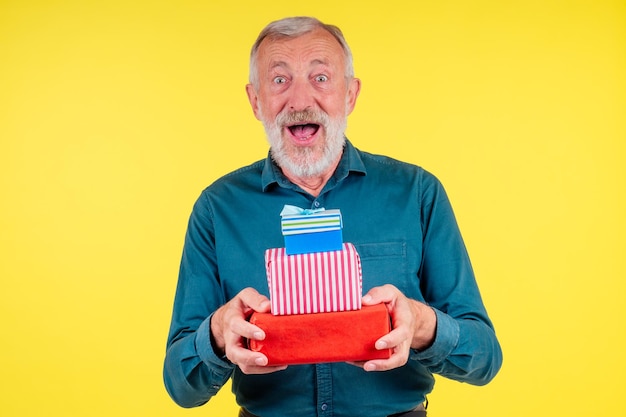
[260,108,347,178]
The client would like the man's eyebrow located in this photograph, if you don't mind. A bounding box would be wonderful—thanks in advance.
[269,60,289,71]
[310,58,329,67]
[269,58,330,71]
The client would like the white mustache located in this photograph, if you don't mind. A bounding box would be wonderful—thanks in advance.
[276,109,330,127]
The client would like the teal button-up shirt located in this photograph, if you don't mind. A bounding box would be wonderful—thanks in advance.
[164,140,502,417]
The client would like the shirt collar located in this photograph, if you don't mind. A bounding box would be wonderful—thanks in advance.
[261,139,367,192]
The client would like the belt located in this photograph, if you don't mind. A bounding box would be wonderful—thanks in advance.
[389,403,427,417]
[239,403,427,417]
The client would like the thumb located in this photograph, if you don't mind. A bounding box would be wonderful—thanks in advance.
[362,284,396,306]
[241,288,271,313]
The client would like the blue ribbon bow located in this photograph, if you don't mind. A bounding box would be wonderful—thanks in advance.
[280,204,326,216]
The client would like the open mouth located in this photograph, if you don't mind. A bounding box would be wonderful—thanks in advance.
[287,123,320,141]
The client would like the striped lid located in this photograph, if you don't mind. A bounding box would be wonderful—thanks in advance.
[281,209,342,236]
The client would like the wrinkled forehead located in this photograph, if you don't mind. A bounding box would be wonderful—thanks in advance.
[256,28,346,69]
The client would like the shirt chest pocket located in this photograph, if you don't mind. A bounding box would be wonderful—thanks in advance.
[354,242,409,292]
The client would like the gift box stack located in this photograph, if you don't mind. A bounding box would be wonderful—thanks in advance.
[248,205,392,365]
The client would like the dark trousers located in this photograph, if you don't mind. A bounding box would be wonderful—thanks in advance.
[239,405,427,417]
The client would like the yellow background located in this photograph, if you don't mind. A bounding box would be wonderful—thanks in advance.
[1,1,624,416]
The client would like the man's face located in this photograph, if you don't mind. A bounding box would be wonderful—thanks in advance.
[246,28,360,178]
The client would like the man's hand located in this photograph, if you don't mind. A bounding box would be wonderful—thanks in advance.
[210,287,288,374]
[355,284,437,372]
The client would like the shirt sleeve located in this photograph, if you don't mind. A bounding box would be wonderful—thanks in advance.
[409,172,503,385]
[163,191,236,407]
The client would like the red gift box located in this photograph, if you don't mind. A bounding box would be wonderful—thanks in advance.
[248,304,392,365]
[265,243,362,315]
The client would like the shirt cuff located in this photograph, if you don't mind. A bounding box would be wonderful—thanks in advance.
[411,308,459,366]
[195,314,235,371]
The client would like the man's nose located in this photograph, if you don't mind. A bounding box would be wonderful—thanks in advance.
[286,78,315,112]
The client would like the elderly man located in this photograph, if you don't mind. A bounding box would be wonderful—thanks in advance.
[164,16,502,417]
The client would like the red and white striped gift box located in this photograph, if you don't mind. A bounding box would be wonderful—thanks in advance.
[265,243,362,315]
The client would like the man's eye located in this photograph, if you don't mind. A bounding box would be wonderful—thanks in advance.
[315,75,328,82]
[273,77,287,84]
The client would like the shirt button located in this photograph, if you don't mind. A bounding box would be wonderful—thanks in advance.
[313,201,320,207]
[321,403,328,411]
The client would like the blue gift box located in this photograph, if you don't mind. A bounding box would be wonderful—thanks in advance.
[281,208,343,255]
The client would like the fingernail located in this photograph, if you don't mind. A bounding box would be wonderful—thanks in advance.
[362,295,372,303]
[364,363,376,372]
[255,356,267,366]
[253,331,264,340]
[376,340,388,350]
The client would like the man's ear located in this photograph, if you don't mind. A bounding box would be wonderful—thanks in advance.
[246,84,262,121]
[345,77,361,116]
